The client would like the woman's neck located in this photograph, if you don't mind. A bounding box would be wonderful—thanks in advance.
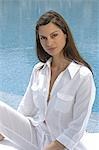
[51,56,70,70]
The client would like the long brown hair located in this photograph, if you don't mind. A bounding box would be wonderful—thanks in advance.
[35,10,92,73]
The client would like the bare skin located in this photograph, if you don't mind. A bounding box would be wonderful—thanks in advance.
[43,140,66,150]
[47,58,71,103]
[0,133,4,141]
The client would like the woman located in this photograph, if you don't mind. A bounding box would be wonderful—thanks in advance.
[0,10,96,150]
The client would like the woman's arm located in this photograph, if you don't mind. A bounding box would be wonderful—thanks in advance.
[17,63,44,126]
[56,71,96,149]
[17,68,36,117]
[43,68,96,150]
[17,63,43,116]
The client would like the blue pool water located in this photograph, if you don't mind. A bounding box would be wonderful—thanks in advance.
[0,0,99,112]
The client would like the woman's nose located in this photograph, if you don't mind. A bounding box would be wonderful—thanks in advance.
[46,38,53,47]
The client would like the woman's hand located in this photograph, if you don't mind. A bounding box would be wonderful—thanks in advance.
[43,140,65,150]
[0,133,5,141]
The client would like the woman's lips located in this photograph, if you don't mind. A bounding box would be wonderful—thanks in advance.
[47,47,56,51]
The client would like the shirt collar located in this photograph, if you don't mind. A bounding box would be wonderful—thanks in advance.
[41,57,52,70]
[67,61,81,79]
[41,58,81,79]
[34,58,52,71]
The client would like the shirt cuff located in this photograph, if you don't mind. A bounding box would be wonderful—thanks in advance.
[56,133,76,150]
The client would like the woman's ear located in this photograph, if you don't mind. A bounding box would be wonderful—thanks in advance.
[64,33,67,39]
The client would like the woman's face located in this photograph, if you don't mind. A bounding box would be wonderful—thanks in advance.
[38,22,67,57]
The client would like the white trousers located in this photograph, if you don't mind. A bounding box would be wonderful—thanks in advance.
[0,101,51,150]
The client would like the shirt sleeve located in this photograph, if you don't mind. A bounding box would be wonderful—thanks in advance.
[56,72,96,150]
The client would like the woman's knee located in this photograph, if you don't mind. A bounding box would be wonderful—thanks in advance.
[0,101,13,125]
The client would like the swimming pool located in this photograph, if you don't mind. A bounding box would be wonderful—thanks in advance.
[0,0,99,112]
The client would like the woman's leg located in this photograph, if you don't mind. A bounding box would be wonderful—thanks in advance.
[0,101,38,150]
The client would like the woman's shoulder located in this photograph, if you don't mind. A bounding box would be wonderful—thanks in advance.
[73,60,92,76]
[30,62,45,77]
[79,65,92,76]
[32,61,46,73]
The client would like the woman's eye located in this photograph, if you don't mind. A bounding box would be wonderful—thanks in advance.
[51,33,58,38]
[40,36,46,40]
